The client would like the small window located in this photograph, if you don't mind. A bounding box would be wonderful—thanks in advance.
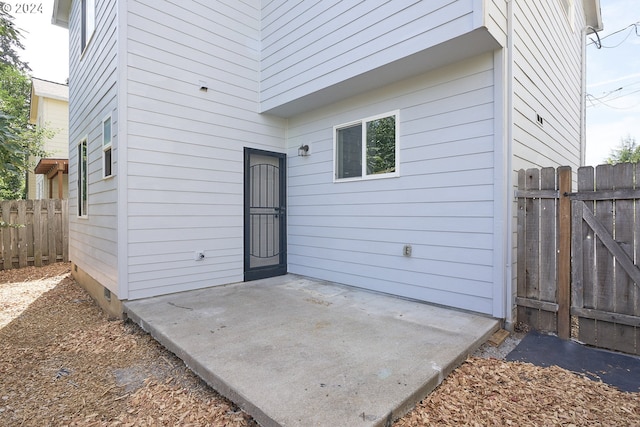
[560,0,574,30]
[78,138,88,217]
[102,115,113,178]
[334,112,399,181]
[81,0,95,53]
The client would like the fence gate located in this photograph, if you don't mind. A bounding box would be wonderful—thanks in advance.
[517,165,640,355]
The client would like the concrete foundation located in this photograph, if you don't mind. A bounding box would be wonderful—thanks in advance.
[71,262,124,319]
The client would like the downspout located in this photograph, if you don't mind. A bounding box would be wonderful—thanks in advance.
[504,0,515,327]
[580,25,588,166]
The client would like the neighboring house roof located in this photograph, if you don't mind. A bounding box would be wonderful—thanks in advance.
[29,77,69,125]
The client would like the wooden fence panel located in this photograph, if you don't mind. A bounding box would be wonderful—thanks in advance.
[518,165,640,354]
[516,168,560,332]
[0,199,69,270]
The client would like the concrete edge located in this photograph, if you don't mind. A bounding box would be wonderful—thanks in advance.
[123,305,279,427]
[383,321,501,426]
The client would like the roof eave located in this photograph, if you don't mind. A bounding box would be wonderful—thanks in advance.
[584,0,603,34]
[52,0,71,28]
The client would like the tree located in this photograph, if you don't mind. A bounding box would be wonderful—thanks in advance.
[0,8,52,199]
[0,3,30,72]
[606,135,640,165]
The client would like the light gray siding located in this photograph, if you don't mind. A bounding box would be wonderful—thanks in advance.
[124,0,286,300]
[260,0,503,116]
[511,0,585,172]
[509,0,588,321]
[286,54,497,315]
[68,0,119,293]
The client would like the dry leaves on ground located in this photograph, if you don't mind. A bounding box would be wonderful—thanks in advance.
[0,263,256,427]
[1,263,639,426]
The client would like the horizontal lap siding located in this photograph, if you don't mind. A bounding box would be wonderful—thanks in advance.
[260,0,476,112]
[511,0,584,170]
[510,0,586,320]
[68,0,119,292]
[125,0,286,299]
[286,54,496,315]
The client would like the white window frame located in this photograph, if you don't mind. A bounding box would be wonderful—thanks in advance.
[102,114,113,179]
[81,0,96,54]
[560,0,575,31]
[78,137,88,218]
[333,111,400,182]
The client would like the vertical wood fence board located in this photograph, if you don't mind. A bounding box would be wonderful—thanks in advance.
[47,200,56,264]
[577,167,597,346]
[62,199,69,262]
[539,167,557,332]
[33,200,42,267]
[557,166,572,339]
[2,201,13,270]
[524,168,542,328]
[635,165,640,353]
[595,164,617,350]
[17,201,27,268]
[612,163,636,354]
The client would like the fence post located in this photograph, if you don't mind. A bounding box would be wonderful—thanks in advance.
[558,166,572,339]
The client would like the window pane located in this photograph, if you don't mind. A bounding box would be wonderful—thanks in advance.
[366,116,396,175]
[78,141,88,216]
[103,117,111,146]
[336,124,362,179]
[104,147,112,177]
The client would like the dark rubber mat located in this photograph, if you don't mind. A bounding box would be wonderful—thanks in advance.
[506,330,640,393]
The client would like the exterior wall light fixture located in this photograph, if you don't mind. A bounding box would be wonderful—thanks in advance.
[298,144,310,156]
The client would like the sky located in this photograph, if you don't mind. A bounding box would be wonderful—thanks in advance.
[8,0,640,167]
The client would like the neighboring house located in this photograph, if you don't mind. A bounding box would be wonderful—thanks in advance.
[28,77,70,199]
[52,0,602,324]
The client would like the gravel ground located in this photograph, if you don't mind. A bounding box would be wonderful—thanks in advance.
[1,264,638,426]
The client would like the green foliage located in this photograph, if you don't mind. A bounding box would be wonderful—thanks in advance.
[0,3,30,72]
[0,8,54,200]
[606,135,640,165]
[366,116,396,175]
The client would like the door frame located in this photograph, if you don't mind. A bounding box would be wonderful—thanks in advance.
[243,147,287,281]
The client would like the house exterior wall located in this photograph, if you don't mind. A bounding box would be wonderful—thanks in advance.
[509,0,590,320]
[123,0,286,300]
[260,0,504,116]
[28,96,69,199]
[511,0,586,171]
[286,53,497,315]
[68,0,119,295]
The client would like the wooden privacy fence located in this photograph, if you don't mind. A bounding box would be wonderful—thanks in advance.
[517,165,640,355]
[0,199,69,270]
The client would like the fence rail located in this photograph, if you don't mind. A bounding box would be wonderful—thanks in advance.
[0,199,68,270]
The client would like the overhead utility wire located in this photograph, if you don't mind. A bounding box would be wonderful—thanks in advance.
[587,22,640,48]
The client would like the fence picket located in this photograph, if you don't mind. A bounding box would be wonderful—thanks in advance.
[613,163,636,353]
[539,167,557,331]
[595,164,617,350]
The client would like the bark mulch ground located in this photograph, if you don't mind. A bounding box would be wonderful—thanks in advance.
[1,263,638,426]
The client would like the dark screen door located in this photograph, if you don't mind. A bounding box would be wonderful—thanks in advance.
[244,148,287,281]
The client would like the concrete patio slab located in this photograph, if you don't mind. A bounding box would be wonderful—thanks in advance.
[124,275,499,427]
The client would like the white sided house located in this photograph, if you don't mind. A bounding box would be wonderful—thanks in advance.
[53,0,602,324]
